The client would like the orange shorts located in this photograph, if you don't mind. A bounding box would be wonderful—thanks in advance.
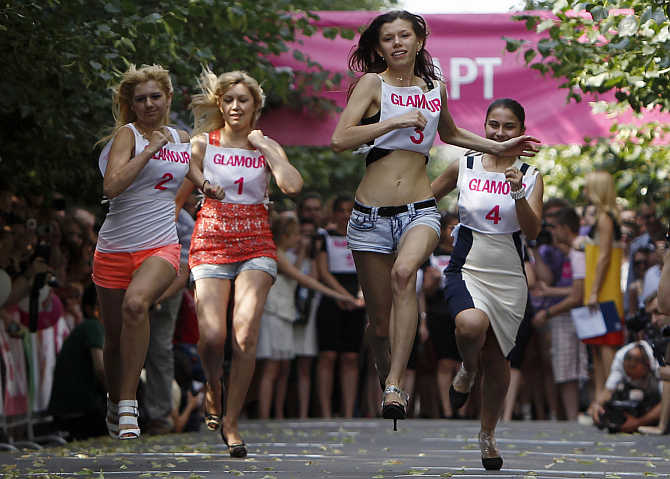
[92,243,180,290]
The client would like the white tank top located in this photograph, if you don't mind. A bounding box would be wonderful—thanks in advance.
[456,155,538,235]
[96,124,189,252]
[202,132,270,205]
[362,75,441,160]
[324,232,356,274]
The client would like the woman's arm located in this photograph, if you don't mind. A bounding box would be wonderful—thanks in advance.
[437,83,540,157]
[103,127,169,198]
[430,158,459,201]
[248,131,303,196]
[330,74,427,152]
[511,171,544,240]
[184,134,225,203]
[588,211,614,306]
[315,249,354,297]
[277,250,356,303]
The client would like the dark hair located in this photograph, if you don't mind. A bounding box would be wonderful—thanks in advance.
[440,211,458,230]
[298,192,323,212]
[82,283,97,318]
[486,98,526,131]
[553,207,581,234]
[543,197,571,214]
[332,194,354,213]
[347,11,440,98]
[624,343,651,370]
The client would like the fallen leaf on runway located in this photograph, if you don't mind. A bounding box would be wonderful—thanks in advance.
[372,475,384,478]
[305,461,312,466]
[75,454,89,459]
[439,473,453,478]
[643,473,659,477]
[576,459,594,465]
[358,449,368,454]
[418,453,425,457]
[407,468,428,475]
[383,459,403,465]
[646,462,656,468]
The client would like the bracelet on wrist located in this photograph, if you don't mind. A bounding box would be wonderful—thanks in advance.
[510,186,526,200]
[201,179,210,190]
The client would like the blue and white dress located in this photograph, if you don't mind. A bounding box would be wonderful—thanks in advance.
[444,155,538,356]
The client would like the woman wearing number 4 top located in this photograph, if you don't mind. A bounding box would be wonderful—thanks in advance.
[431,98,543,470]
[330,10,539,432]
[175,69,302,458]
[93,64,224,440]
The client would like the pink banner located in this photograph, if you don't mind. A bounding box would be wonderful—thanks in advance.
[259,11,668,146]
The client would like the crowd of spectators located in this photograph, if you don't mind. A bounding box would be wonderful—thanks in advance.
[0,180,668,441]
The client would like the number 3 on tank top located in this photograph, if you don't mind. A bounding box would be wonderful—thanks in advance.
[410,128,424,145]
[234,177,244,195]
[485,205,501,224]
[154,173,174,191]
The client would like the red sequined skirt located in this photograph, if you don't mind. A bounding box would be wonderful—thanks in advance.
[189,199,276,268]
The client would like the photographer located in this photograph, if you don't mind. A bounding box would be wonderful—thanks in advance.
[592,340,663,433]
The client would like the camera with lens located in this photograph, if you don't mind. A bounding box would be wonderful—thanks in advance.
[528,220,553,248]
[597,399,644,433]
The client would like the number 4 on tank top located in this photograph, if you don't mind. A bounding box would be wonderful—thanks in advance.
[485,205,501,224]
[234,177,244,195]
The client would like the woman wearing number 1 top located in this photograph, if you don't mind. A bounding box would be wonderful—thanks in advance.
[330,10,540,431]
[93,64,224,440]
[431,98,543,470]
[175,69,302,457]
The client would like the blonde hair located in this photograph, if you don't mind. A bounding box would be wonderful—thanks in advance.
[97,64,173,145]
[584,171,618,218]
[190,68,265,135]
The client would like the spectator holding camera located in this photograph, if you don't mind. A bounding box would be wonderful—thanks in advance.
[591,341,663,433]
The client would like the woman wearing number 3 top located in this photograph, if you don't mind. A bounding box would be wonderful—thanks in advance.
[331,10,540,431]
[93,64,224,440]
[432,99,543,470]
[175,69,302,457]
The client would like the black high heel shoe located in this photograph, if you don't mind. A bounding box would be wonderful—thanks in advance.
[449,366,476,411]
[221,426,247,458]
[381,385,408,431]
[479,431,503,470]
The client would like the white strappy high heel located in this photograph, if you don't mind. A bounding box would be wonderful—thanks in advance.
[118,400,140,440]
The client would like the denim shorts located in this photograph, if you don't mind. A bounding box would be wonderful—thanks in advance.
[191,256,277,281]
[346,199,441,254]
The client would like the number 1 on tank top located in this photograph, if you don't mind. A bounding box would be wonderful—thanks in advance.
[234,176,244,195]
[485,205,501,224]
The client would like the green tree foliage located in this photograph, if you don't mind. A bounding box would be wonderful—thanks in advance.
[506,0,670,212]
[0,0,369,207]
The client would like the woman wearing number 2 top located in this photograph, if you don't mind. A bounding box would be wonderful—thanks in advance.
[431,98,543,470]
[93,64,224,440]
[331,10,539,432]
[175,69,302,457]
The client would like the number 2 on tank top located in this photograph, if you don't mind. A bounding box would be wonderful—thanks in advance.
[154,172,174,191]
[234,177,244,195]
[485,205,501,224]
[410,128,424,144]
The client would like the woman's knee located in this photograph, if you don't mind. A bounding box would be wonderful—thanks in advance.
[121,294,151,323]
[198,326,227,352]
[455,313,488,341]
[390,263,416,294]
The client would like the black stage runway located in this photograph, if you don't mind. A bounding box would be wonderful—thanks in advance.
[1,419,669,478]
